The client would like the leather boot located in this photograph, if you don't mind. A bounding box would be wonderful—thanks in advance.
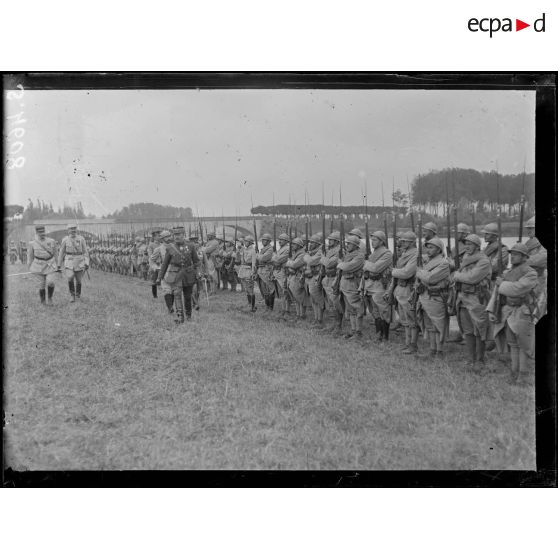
[151,285,158,298]
[76,282,81,299]
[474,338,486,374]
[68,280,76,302]
[464,334,476,369]
[375,318,383,340]
[164,294,174,313]
[509,345,520,384]
[270,293,275,311]
[39,289,46,304]
[47,285,55,305]
[383,320,390,341]
[251,295,257,312]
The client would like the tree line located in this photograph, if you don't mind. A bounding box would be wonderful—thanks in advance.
[106,203,193,221]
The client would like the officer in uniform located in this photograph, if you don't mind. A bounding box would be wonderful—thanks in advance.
[147,228,162,298]
[151,230,174,313]
[321,231,344,333]
[58,224,90,302]
[337,235,366,339]
[28,225,59,305]
[453,233,492,373]
[285,237,308,320]
[415,237,451,357]
[363,230,393,341]
[256,233,275,313]
[158,226,199,323]
[238,235,258,312]
[390,231,419,354]
[524,216,547,323]
[271,232,292,319]
[304,233,326,327]
[487,243,538,384]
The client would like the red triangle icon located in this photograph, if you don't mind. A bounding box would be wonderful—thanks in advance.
[516,19,530,31]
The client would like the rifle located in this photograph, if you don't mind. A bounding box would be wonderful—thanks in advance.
[272,194,277,252]
[471,204,477,234]
[359,187,371,300]
[332,189,344,296]
[492,169,505,321]
[385,205,398,308]
[407,174,415,233]
[253,218,259,254]
[409,213,423,311]
[382,181,389,247]
[448,199,460,316]
[518,161,526,242]
[445,174,451,258]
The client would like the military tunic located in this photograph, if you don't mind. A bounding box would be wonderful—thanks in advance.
[238,245,257,295]
[321,245,343,314]
[304,247,325,309]
[363,245,392,322]
[58,234,89,281]
[338,249,365,318]
[453,251,491,339]
[391,246,418,327]
[286,248,308,307]
[256,243,274,297]
[525,236,547,323]
[28,236,59,289]
[484,240,509,281]
[271,244,290,299]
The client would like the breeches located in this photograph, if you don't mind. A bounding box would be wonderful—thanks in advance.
[33,272,57,289]
[65,269,84,283]
[241,277,255,295]
[341,287,364,318]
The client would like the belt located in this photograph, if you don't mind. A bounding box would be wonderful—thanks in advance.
[66,253,83,256]
[34,255,54,261]
[503,296,525,307]
[343,272,362,280]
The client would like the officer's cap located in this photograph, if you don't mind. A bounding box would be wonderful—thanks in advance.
[481,223,499,236]
[424,237,445,253]
[67,224,77,231]
[291,237,304,248]
[371,230,387,244]
[35,225,45,232]
[160,230,172,240]
[525,217,535,228]
[423,222,438,234]
[172,226,185,234]
[509,243,529,257]
[464,233,482,247]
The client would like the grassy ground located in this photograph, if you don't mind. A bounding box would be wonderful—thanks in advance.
[4,263,535,470]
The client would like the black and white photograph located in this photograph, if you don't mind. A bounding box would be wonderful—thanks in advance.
[3,74,554,477]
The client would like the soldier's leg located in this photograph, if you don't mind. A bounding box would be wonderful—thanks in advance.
[35,273,47,304]
[474,336,486,373]
[173,286,184,323]
[75,270,83,299]
[46,272,56,305]
[459,307,477,369]
[66,268,76,302]
[505,324,520,383]
[182,285,193,320]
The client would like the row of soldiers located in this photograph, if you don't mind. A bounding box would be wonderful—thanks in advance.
[26,217,547,384]
[7,239,28,264]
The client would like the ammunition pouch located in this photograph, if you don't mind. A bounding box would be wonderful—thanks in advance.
[343,271,363,280]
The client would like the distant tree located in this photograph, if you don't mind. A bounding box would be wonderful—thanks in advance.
[5,204,24,218]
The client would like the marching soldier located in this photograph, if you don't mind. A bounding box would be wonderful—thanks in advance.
[285,237,308,320]
[271,232,292,319]
[321,231,344,333]
[487,243,538,384]
[238,235,258,312]
[256,233,275,313]
[362,230,393,341]
[524,216,547,323]
[147,228,162,298]
[415,237,451,357]
[58,224,90,302]
[390,231,419,354]
[453,233,492,373]
[28,225,59,305]
[158,226,199,323]
[304,233,326,328]
[337,235,365,339]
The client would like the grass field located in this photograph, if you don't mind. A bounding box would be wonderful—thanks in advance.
[4,263,536,470]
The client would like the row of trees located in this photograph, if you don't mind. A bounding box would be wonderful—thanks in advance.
[106,203,193,221]
[5,200,92,222]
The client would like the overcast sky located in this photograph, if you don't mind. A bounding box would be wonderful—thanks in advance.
[5,88,535,216]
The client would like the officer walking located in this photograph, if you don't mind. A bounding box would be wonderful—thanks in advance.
[58,224,90,302]
[28,225,59,305]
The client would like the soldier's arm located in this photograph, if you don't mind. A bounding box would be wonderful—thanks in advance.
[57,239,66,268]
[260,246,273,263]
[499,268,538,297]
[366,250,392,274]
[454,257,491,284]
[391,254,417,279]
[28,243,34,268]
[340,252,365,272]
[416,260,450,285]
[159,251,172,279]
[82,238,90,266]
[527,247,547,269]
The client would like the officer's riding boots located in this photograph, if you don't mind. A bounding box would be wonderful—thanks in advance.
[39,289,46,304]
[47,285,55,305]
[68,280,76,302]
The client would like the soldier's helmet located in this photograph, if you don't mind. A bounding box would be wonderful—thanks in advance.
[400,231,417,243]
[67,223,77,231]
[278,233,289,242]
[525,216,535,228]
[509,243,529,257]
[309,233,323,244]
[207,231,216,238]
[457,223,471,234]
[464,233,482,247]
[425,237,445,253]
[345,235,361,248]
[371,230,387,244]
[481,223,499,236]
[244,235,254,244]
[135,236,142,242]
[261,233,272,241]
[423,222,438,234]
[151,228,162,235]
[291,237,304,248]
[349,228,363,239]
[327,231,341,242]
[160,230,172,240]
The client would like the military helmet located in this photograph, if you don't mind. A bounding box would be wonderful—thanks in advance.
[327,231,341,242]
[160,230,172,240]
[424,237,445,253]
[349,228,363,239]
[207,231,216,238]
[278,233,289,242]
[309,233,323,244]
[525,216,535,228]
[291,237,304,248]
[151,227,162,234]
[400,231,417,242]
[509,243,529,257]
[371,230,387,244]
[244,235,254,244]
[345,235,361,248]
[261,233,272,241]
[457,223,471,234]
[464,233,482,247]
[67,223,77,231]
[481,223,499,236]
[423,222,438,234]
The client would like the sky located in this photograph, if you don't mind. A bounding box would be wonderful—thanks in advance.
[4,88,535,217]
